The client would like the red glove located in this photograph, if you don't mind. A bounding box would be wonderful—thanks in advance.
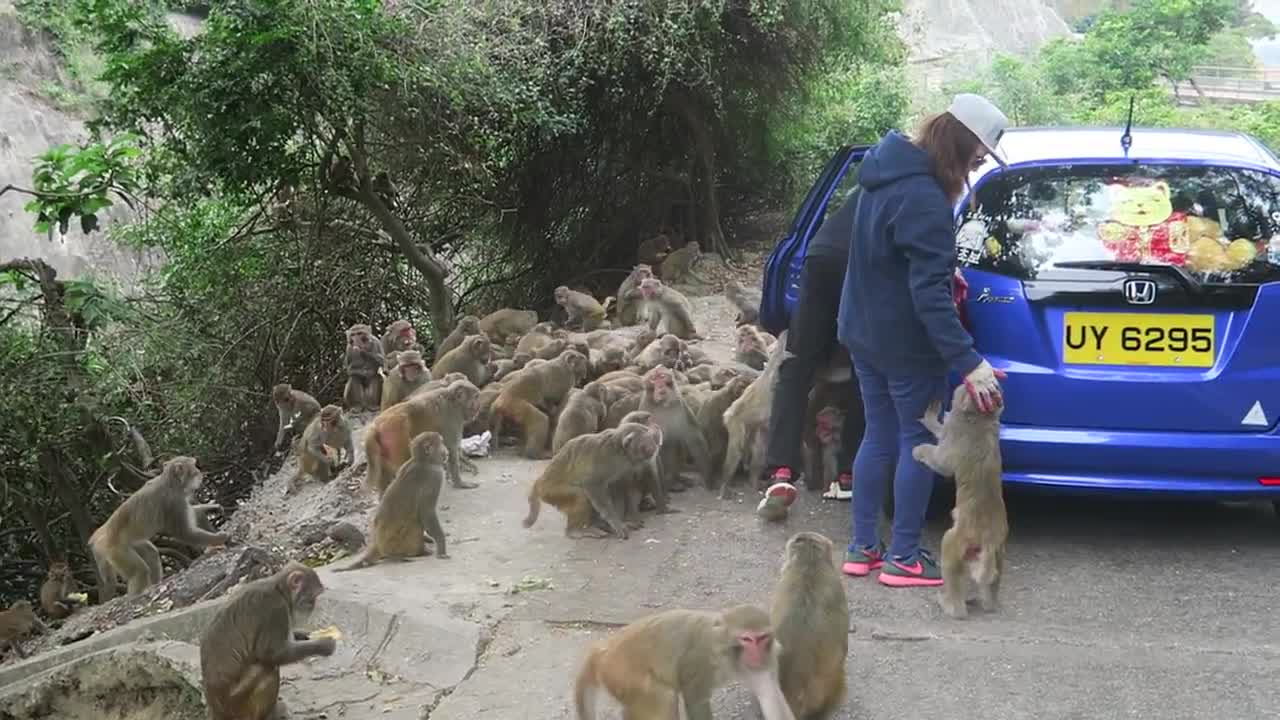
[952,267,969,306]
[962,360,1008,413]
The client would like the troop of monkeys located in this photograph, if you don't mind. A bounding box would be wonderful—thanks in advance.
[0,240,1010,717]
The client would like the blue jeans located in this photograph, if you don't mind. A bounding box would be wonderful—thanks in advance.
[849,356,947,560]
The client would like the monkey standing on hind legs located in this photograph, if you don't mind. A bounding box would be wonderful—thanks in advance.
[342,323,384,412]
[289,405,355,495]
[336,431,450,571]
[271,383,321,452]
[574,605,796,720]
[770,531,849,720]
[89,456,230,602]
[200,562,337,720]
[912,381,1008,620]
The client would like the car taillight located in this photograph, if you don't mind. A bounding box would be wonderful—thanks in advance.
[1258,477,1280,486]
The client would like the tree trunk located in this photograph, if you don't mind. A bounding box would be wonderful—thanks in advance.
[668,91,735,264]
[39,447,97,551]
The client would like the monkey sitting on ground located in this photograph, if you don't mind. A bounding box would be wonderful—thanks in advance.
[523,422,663,539]
[40,559,83,620]
[200,562,337,720]
[490,351,532,383]
[366,379,482,494]
[343,323,384,412]
[912,382,1008,619]
[550,382,612,454]
[632,333,685,372]
[719,330,790,497]
[636,234,671,267]
[554,285,609,332]
[89,456,230,602]
[478,308,538,345]
[432,334,492,388]
[0,601,47,658]
[574,605,796,720]
[437,315,480,358]
[770,531,848,720]
[639,277,699,340]
[734,324,770,371]
[381,319,424,359]
[724,279,761,325]
[614,264,654,326]
[381,349,432,411]
[491,350,590,459]
[640,366,713,493]
[289,405,354,495]
[337,431,450,570]
[657,240,708,285]
[271,383,321,452]
[610,410,671,519]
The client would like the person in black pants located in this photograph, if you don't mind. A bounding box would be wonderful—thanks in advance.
[762,188,866,500]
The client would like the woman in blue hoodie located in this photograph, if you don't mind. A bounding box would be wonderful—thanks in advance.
[837,94,1009,587]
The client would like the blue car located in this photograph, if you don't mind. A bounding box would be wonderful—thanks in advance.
[761,126,1280,508]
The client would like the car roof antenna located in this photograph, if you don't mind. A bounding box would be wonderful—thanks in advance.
[1120,95,1135,159]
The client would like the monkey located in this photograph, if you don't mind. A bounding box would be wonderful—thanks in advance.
[0,601,47,658]
[271,383,321,452]
[40,559,82,620]
[573,605,796,720]
[735,324,770,371]
[432,316,475,358]
[912,382,1008,619]
[657,240,708,285]
[637,234,671,267]
[602,388,642,429]
[621,327,656,363]
[551,382,612,454]
[381,319,423,358]
[432,334,492,388]
[639,366,713,493]
[288,404,354,494]
[328,154,355,192]
[372,170,399,209]
[342,323,384,412]
[724,279,761,326]
[407,370,469,399]
[380,349,432,411]
[490,351,532,382]
[478,308,538,345]
[631,333,685,372]
[612,410,671,516]
[532,338,568,361]
[682,383,711,417]
[596,370,644,395]
[365,379,482,495]
[491,350,590,459]
[714,364,757,388]
[696,375,753,476]
[803,406,845,495]
[638,277,699,340]
[523,422,663,539]
[589,346,627,378]
[719,330,791,497]
[615,264,655,327]
[89,456,229,602]
[770,531,849,720]
[554,286,608,332]
[336,431,450,570]
[684,363,714,385]
[514,321,560,356]
[200,562,336,720]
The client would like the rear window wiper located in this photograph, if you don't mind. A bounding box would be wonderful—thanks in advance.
[1052,260,1204,296]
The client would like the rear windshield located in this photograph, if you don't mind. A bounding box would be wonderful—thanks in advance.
[956,163,1280,284]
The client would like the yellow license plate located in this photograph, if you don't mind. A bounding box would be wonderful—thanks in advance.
[1062,312,1215,367]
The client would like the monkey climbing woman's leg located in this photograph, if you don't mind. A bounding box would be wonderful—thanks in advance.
[844,357,895,578]
[876,372,948,589]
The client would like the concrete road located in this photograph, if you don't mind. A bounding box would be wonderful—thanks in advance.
[309,451,1280,720]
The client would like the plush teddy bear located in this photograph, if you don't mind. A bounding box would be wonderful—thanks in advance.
[1096,180,1190,265]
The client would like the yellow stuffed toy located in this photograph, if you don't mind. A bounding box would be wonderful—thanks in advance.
[1181,215,1259,273]
[1096,181,1190,265]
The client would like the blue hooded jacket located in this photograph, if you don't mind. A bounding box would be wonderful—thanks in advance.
[837,131,982,379]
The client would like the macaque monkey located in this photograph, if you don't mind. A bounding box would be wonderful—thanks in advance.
[632,333,685,372]
[804,406,845,494]
[343,323,384,412]
[478,308,538,345]
[712,365,753,389]
[913,383,1008,619]
[696,375,752,476]
[682,384,711,417]
[328,154,355,192]
[613,264,654,327]
[724,279,761,326]
[523,422,663,539]
[490,351,532,382]
[602,389,642,429]
[596,370,644,395]
[381,319,423,358]
[89,456,230,601]
[372,170,399,209]
[574,605,795,720]
[491,350,590,459]
[0,601,47,658]
[640,366,713,493]
[40,560,83,620]
[590,346,626,378]
[684,363,715,385]
[613,410,671,516]
[551,382,611,454]
[554,286,608,332]
[637,234,671,267]
[438,315,481,357]
[771,532,848,720]
[432,334,492,388]
[381,350,432,410]
[735,324,770,371]
[200,562,336,720]
[533,338,568,361]
[719,331,791,497]
[639,277,699,340]
[271,383,321,452]
[365,379,482,494]
[290,405,355,494]
[337,431,449,570]
[515,321,560,356]
[657,240,706,285]
[623,327,657,363]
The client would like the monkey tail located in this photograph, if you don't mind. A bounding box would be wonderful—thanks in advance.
[333,547,378,573]
[573,645,603,720]
[364,429,385,494]
[522,481,542,528]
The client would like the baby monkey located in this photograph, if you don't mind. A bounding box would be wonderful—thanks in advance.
[912,382,1008,619]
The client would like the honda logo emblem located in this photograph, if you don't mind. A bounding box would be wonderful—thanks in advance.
[1123,279,1157,305]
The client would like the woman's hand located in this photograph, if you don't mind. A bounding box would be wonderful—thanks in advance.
[963,359,1007,413]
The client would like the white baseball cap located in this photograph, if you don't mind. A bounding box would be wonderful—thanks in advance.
[948,93,1009,167]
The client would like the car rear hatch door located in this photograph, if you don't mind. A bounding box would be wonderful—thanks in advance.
[958,161,1280,434]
